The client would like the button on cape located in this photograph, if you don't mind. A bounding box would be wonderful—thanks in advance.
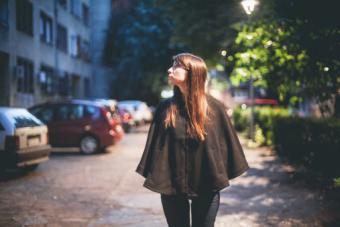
[136,95,249,198]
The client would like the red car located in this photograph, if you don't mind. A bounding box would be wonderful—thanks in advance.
[28,100,124,154]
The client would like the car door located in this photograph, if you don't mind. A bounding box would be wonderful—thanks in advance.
[66,104,88,146]
[53,104,74,146]
[31,105,57,146]
[53,104,87,147]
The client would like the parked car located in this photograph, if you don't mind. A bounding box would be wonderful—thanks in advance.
[92,99,134,133]
[117,100,153,126]
[0,107,51,171]
[28,99,124,154]
[117,107,134,133]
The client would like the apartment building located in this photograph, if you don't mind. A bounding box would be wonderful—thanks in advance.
[0,0,92,107]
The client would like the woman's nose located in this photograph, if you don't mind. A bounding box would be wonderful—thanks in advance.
[167,67,172,73]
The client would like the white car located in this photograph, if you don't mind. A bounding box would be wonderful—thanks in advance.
[0,107,51,171]
[117,100,153,125]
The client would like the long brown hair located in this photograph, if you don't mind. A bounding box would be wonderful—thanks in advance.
[164,53,210,141]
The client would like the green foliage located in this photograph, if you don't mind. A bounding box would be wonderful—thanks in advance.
[254,124,265,146]
[256,106,289,145]
[226,1,340,112]
[104,0,182,105]
[156,0,340,112]
[103,0,340,110]
[227,19,308,105]
[232,107,249,132]
[232,106,289,145]
[334,178,340,188]
[273,117,340,178]
[155,0,244,63]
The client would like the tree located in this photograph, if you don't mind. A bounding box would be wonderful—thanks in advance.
[104,0,340,112]
[155,0,250,64]
[225,0,339,114]
[104,0,184,105]
[226,19,308,105]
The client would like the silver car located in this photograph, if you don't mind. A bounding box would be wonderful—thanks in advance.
[0,107,51,171]
[117,100,153,126]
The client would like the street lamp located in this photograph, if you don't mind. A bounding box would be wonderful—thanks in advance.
[241,0,258,15]
[241,0,258,142]
[220,49,227,75]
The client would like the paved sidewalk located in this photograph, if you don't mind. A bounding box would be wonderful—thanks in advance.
[213,137,340,227]
[89,129,340,227]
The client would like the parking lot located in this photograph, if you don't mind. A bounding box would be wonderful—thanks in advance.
[0,125,167,227]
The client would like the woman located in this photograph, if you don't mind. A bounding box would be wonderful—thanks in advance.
[136,53,249,227]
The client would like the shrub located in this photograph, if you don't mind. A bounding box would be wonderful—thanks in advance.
[273,117,340,178]
[232,105,289,145]
[255,106,289,145]
[232,107,249,132]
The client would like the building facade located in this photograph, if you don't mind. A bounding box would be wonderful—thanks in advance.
[89,0,113,98]
[0,0,92,108]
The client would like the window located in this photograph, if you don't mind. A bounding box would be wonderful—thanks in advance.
[85,105,100,119]
[55,105,69,121]
[0,0,9,28]
[39,108,54,123]
[69,105,84,120]
[17,57,34,94]
[6,110,43,128]
[58,71,70,96]
[70,35,89,61]
[57,23,68,52]
[84,77,90,97]
[69,32,80,57]
[58,0,67,9]
[13,116,42,128]
[16,0,33,36]
[40,65,57,94]
[80,39,90,61]
[70,0,82,19]
[0,51,9,105]
[40,11,53,45]
[76,35,81,57]
[71,74,80,97]
[55,104,85,121]
[82,3,89,26]
[32,107,54,124]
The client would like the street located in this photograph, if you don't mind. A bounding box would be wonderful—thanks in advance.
[0,125,339,227]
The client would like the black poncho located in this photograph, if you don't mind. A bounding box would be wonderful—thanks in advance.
[136,95,249,198]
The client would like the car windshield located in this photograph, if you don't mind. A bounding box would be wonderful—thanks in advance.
[6,110,43,128]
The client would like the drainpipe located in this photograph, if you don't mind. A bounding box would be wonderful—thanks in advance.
[53,0,59,101]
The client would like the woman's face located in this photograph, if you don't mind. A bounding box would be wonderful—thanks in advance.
[167,62,187,87]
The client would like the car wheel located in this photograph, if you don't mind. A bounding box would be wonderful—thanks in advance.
[80,135,99,154]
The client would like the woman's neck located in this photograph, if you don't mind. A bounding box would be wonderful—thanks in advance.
[177,84,187,98]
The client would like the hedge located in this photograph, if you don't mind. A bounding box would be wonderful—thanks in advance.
[232,106,289,145]
[273,117,340,178]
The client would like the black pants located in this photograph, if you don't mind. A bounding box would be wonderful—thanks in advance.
[160,192,220,227]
